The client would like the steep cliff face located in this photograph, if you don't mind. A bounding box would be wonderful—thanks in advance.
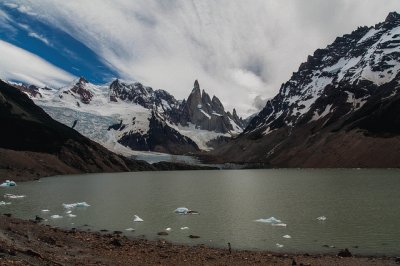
[211,12,400,167]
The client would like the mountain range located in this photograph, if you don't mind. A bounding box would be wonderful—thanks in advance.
[12,77,245,157]
[3,11,400,168]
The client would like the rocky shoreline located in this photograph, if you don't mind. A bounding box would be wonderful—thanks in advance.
[0,215,398,265]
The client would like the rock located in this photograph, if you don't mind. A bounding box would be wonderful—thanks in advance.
[35,215,44,222]
[157,232,169,236]
[292,259,297,265]
[113,231,123,235]
[188,235,200,239]
[3,213,12,217]
[395,257,400,264]
[337,248,352,257]
[110,238,123,247]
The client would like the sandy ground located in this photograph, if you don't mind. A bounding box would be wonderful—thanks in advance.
[0,215,398,266]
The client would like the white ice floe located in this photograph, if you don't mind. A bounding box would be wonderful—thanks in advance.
[166,228,172,231]
[180,227,189,230]
[4,194,25,199]
[0,180,16,187]
[283,235,292,239]
[62,202,90,209]
[133,215,144,222]
[272,223,287,227]
[66,210,72,214]
[68,214,77,218]
[41,209,50,212]
[174,207,189,214]
[317,216,327,221]
[0,201,11,206]
[125,228,135,231]
[276,243,284,248]
[51,215,63,219]
[255,217,282,224]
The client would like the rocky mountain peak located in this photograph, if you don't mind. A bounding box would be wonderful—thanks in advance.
[70,76,93,104]
[194,79,200,90]
[385,11,400,24]
[78,76,88,84]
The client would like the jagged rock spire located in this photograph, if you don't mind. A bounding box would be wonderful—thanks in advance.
[194,80,200,90]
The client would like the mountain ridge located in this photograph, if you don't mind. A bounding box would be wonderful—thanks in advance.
[209,11,400,167]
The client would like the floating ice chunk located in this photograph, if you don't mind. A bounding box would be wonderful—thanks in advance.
[255,217,282,224]
[272,223,287,227]
[166,227,172,231]
[174,207,189,214]
[41,209,50,212]
[317,216,327,221]
[283,235,292,239]
[51,215,63,219]
[4,194,25,199]
[0,201,11,206]
[276,243,284,248]
[66,210,72,214]
[133,215,143,222]
[0,180,16,187]
[180,227,189,230]
[67,214,77,218]
[125,228,135,231]
[63,202,90,209]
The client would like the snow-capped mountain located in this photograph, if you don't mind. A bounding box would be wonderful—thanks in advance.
[16,77,244,156]
[246,12,400,136]
[212,12,400,167]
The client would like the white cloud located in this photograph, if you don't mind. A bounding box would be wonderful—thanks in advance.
[0,40,75,87]
[3,1,400,115]
[28,32,50,45]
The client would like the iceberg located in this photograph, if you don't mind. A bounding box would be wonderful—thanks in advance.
[68,214,77,218]
[51,215,63,219]
[180,227,189,230]
[174,207,199,215]
[174,207,189,214]
[41,209,50,212]
[272,223,287,227]
[317,216,327,221]
[0,201,11,206]
[63,202,90,209]
[283,235,292,239]
[133,215,143,222]
[0,180,17,187]
[4,194,26,199]
[276,243,284,248]
[125,228,135,231]
[255,217,282,224]
[165,227,172,231]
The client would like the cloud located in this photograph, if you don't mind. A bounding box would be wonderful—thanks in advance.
[28,32,50,45]
[0,40,75,87]
[2,1,400,115]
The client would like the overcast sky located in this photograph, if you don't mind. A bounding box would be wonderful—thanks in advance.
[1,1,399,116]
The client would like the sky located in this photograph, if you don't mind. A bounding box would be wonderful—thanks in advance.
[0,1,399,116]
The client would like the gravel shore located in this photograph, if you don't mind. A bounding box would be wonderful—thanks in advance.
[0,215,398,265]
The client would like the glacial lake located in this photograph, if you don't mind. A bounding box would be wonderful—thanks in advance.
[1,169,400,256]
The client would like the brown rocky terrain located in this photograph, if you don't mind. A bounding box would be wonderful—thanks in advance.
[0,215,398,265]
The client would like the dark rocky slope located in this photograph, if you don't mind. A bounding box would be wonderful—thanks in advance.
[0,80,154,182]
